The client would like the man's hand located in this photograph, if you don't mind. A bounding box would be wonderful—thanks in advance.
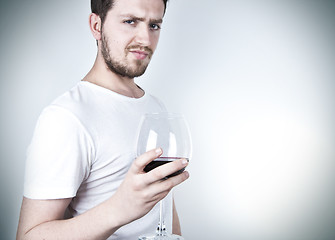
[111,148,189,226]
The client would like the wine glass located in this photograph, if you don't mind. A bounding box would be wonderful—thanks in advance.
[136,112,192,240]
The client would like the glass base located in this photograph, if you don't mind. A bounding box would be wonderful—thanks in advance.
[139,233,184,240]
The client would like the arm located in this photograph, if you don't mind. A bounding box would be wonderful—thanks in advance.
[16,148,189,240]
[16,197,122,240]
[172,199,182,236]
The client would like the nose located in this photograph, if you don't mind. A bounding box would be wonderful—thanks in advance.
[134,24,151,46]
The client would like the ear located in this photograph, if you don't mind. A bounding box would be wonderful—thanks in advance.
[89,13,102,41]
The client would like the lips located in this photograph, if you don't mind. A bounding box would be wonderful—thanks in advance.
[130,50,149,60]
[127,46,153,60]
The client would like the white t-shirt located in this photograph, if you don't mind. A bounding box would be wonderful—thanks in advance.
[24,81,172,239]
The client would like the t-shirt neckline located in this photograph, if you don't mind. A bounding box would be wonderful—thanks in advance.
[79,80,147,102]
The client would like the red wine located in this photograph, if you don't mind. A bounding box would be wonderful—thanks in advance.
[144,157,188,178]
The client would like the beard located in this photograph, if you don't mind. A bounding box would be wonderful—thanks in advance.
[101,34,153,78]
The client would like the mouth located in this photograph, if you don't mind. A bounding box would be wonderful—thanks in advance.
[129,50,149,60]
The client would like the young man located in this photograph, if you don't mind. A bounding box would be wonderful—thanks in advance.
[16,0,189,239]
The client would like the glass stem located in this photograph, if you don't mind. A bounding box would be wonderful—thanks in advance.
[156,199,167,236]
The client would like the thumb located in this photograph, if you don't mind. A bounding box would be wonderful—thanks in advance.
[131,148,162,174]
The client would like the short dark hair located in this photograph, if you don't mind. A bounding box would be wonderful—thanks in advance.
[91,0,169,25]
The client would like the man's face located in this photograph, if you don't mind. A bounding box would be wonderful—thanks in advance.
[100,0,165,78]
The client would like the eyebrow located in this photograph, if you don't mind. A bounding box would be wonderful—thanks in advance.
[119,14,163,23]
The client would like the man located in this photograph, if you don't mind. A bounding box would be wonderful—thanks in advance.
[16,0,189,239]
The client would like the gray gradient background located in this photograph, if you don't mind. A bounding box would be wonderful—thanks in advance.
[1,0,335,239]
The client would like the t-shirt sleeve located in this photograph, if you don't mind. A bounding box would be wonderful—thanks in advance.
[23,105,94,199]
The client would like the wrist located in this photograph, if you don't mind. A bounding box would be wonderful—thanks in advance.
[103,193,132,229]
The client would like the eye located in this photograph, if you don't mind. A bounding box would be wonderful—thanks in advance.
[150,23,161,31]
[124,19,135,25]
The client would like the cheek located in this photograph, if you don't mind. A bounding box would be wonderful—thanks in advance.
[109,36,129,53]
[105,25,132,47]
[151,33,161,50]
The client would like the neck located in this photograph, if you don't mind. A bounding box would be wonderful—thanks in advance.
[82,54,145,99]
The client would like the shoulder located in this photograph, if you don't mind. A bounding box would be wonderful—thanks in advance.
[34,82,96,146]
[33,105,93,150]
[51,81,93,111]
[145,93,167,111]
[41,81,100,129]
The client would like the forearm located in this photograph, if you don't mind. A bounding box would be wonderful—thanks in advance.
[172,199,182,236]
[20,197,124,240]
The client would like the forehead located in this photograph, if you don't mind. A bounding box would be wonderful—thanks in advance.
[111,0,165,19]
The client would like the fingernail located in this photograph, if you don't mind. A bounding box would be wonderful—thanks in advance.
[182,159,188,165]
[184,171,189,178]
[155,148,162,155]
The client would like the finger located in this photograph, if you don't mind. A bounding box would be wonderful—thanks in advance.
[152,171,190,195]
[145,190,171,204]
[146,158,189,183]
[131,148,162,174]
[144,171,190,203]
